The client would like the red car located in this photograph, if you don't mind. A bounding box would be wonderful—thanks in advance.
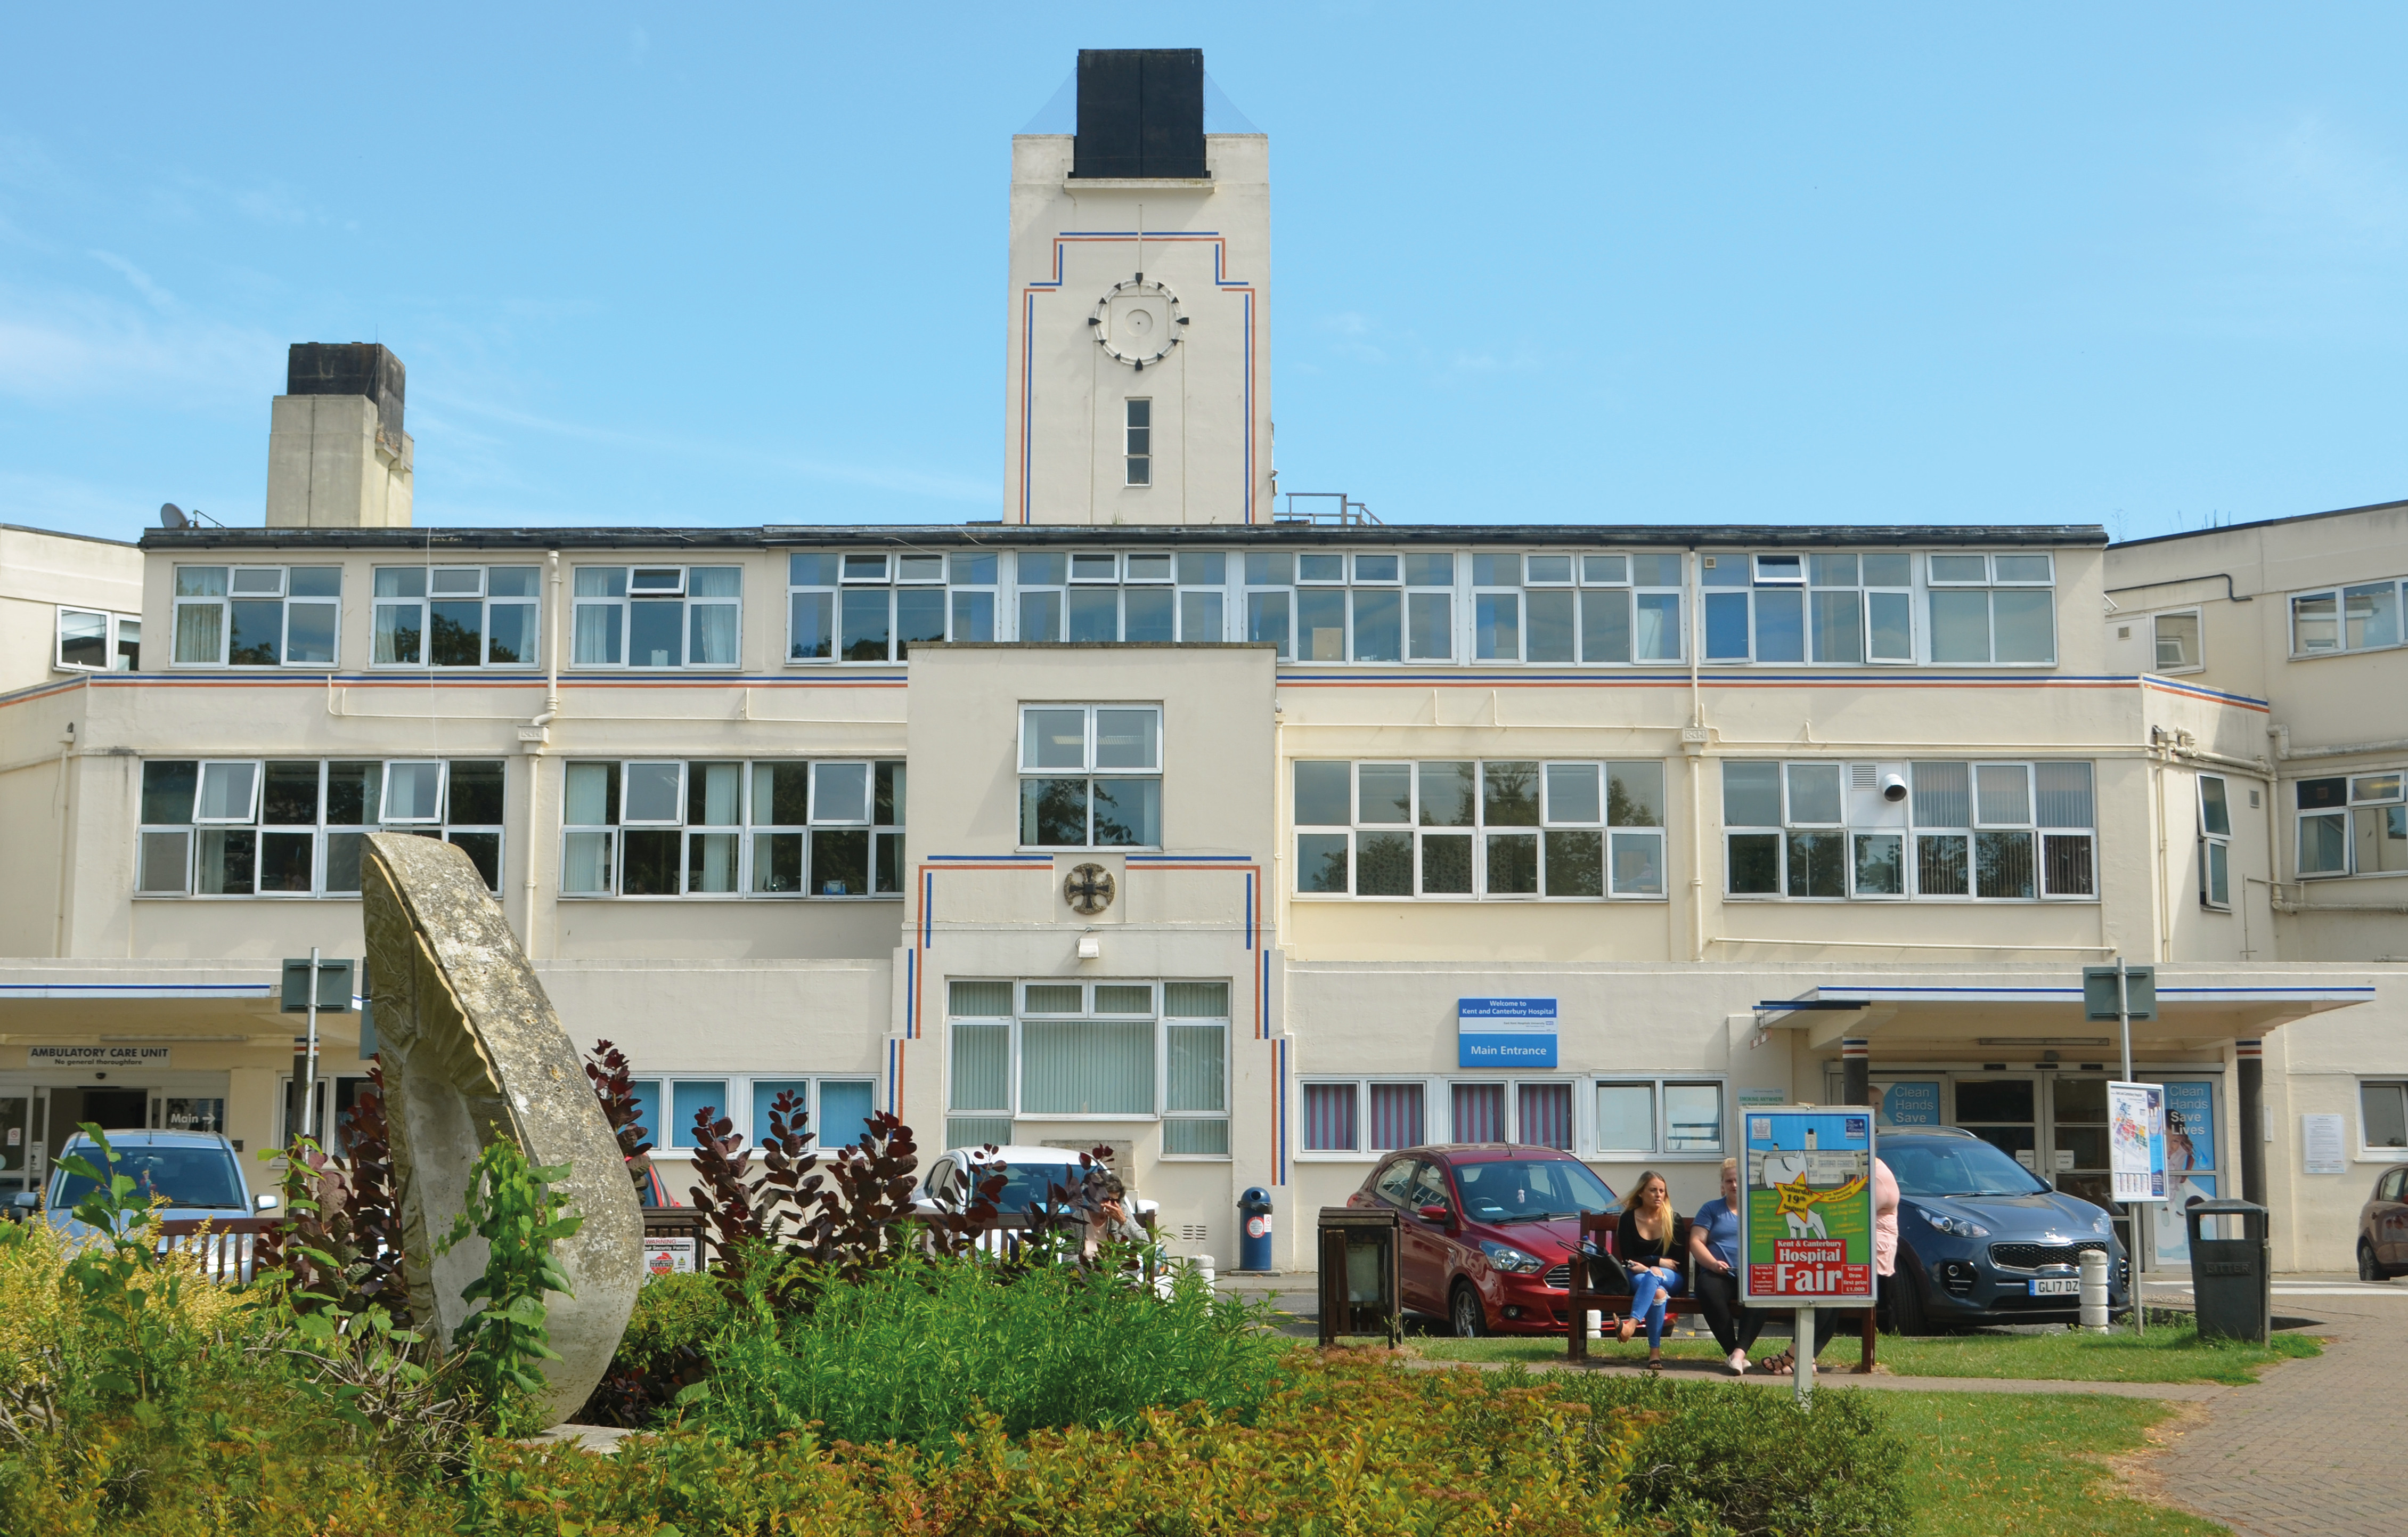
[1346,1143,1622,1337]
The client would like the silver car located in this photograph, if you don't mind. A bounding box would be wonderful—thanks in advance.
[17,1129,276,1279]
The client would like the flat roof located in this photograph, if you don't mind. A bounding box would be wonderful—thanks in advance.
[2108,495,2408,551]
[140,522,2107,553]
[4,522,140,549]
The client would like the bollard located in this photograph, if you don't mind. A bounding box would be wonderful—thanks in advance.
[1585,1309,1602,1338]
[2078,1249,2110,1332]
[1195,1253,1215,1288]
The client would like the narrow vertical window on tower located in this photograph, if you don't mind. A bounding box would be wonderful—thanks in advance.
[1125,399,1151,486]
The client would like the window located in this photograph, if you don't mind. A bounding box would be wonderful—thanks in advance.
[1124,399,1151,486]
[1926,552,2056,665]
[625,1074,880,1154]
[2199,774,2232,909]
[1724,759,2094,900]
[1467,551,1685,665]
[945,979,1230,1154]
[1019,705,1160,848]
[1596,1079,1726,1154]
[1011,549,1215,645]
[561,759,903,897]
[2364,1081,2408,1152]
[2154,609,2203,673]
[370,566,541,667]
[786,551,959,662]
[570,565,741,668]
[1294,758,1666,899]
[56,608,140,672]
[1300,1081,1432,1154]
[2291,578,2407,657]
[1701,551,1912,665]
[171,566,339,667]
[2296,773,2406,879]
[135,758,504,897]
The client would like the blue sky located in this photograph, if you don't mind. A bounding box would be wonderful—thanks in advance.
[4,5,2405,544]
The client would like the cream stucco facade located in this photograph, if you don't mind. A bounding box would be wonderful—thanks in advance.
[1,56,2399,1288]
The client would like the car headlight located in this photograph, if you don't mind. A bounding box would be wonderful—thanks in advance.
[1920,1209,1991,1239]
[2092,1213,2112,1234]
[1479,1240,1546,1275]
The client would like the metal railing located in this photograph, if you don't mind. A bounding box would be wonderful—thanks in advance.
[1276,492,1381,527]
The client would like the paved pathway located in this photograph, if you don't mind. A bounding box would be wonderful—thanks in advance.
[2141,1273,2408,1537]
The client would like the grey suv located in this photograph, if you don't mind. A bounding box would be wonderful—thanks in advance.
[1883,1127,2128,1332]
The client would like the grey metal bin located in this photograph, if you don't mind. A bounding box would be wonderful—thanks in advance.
[2185,1198,2271,1345]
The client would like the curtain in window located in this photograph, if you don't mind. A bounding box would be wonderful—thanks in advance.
[949,1022,1008,1111]
[173,604,223,664]
[670,1080,729,1148]
[573,604,621,665]
[1021,1020,1153,1115]
[1452,1082,1507,1142]
[819,1080,876,1149]
[1517,1082,1574,1150]
[1369,1084,1425,1150]
[1162,981,1229,1018]
[750,1079,810,1148]
[1166,1024,1225,1112]
[561,831,613,893]
[689,603,739,665]
[1303,1085,1357,1151]
[2034,762,2094,829]
[1164,1119,1229,1155]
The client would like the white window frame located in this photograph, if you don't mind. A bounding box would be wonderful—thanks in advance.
[2289,577,2407,659]
[628,1072,884,1155]
[568,564,742,670]
[2293,771,2406,880]
[558,758,904,899]
[1292,758,1667,901]
[2153,607,2205,674]
[1924,551,2059,667]
[1017,703,1163,850]
[1700,550,1921,668]
[1723,758,2097,902]
[2361,1079,2408,1158]
[1124,399,1151,486]
[1589,1076,1729,1159]
[369,564,542,670]
[170,564,341,669]
[1295,1078,1438,1159]
[2199,773,2233,910]
[941,979,1232,1154]
[134,757,504,899]
[55,607,140,673]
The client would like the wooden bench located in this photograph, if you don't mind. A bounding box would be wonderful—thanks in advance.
[1563,1211,1880,1369]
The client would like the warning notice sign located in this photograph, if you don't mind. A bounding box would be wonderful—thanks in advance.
[1742,1108,1876,1307]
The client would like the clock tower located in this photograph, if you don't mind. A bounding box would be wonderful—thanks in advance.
[1004,50,1272,526]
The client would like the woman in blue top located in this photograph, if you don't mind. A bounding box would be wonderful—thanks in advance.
[1688,1157,1764,1375]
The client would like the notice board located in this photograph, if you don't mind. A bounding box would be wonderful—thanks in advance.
[1741,1107,1876,1307]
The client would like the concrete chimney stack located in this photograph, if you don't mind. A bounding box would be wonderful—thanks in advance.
[265,343,413,527]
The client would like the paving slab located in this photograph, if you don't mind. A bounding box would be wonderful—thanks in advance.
[2138,1273,2408,1537]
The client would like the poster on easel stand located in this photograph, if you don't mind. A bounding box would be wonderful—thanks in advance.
[1741,1107,1875,1308]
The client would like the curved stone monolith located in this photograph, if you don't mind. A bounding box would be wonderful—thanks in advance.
[361,831,642,1426]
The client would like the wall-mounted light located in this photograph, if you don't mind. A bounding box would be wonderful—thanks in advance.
[1077,934,1102,961]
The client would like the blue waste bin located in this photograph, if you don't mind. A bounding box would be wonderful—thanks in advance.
[1238,1186,1274,1272]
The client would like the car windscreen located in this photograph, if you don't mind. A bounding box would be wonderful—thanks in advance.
[52,1145,244,1212]
[1885,1140,2051,1199]
[1451,1158,1618,1224]
[974,1165,1085,1210]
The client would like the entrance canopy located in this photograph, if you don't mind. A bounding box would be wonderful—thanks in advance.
[1755,970,2378,1056]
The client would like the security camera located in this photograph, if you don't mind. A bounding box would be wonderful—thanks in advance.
[1880,772,1908,803]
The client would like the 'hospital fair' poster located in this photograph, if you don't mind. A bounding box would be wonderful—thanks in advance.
[1742,1108,1876,1307]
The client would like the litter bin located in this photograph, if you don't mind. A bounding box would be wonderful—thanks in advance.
[1317,1206,1402,1346]
[2185,1198,2271,1345]
[1237,1186,1274,1272]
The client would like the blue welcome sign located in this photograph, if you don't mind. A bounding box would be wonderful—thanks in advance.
[1457,998,1558,1068]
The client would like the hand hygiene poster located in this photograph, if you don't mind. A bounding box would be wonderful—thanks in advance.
[1743,1108,1876,1306]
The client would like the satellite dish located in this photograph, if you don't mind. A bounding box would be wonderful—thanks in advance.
[160,503,188,529]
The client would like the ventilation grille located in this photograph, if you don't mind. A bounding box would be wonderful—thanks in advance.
[1989,1240,2110,1272]
[1178,1225,1210,1243]
[1851,763,1878,790]
[1544,1263,1573,1290]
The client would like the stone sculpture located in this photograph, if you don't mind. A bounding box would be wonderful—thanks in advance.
[361,831,642,1426]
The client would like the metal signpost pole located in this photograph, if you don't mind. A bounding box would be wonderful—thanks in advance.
[2116,956,2143,1337]
[300,947,321,1140]
[1793,1307,1814,1403]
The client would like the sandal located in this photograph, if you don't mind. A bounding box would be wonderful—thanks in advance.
[1759,1351,1794,1375]
[1645,1351,1664,1372]
[1617,1318,1638,1343]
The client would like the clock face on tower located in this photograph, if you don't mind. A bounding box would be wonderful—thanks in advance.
[1089,279,1185,370]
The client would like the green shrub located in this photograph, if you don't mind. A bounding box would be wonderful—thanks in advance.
[1534,1372,1909,1537]
[614,1268,728,1376]
[685,1249,1292,1449]
[464,1351,1648,1536]
[435,1138,583,1433]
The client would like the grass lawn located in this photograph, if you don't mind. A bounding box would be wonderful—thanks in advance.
[1882,1390,2224,1536]
[1409,1320,2318,1385]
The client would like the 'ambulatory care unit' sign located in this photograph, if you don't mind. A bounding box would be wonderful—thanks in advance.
[1742,1107,1876,1307]
[1456,998,1557,1068]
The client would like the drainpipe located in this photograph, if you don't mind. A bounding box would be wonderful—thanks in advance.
[1684,547,1709,961]
[52,722,74,957]
[518,551,562,953]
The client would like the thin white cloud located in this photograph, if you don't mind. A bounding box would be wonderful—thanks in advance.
[88,250,178,312]
[423,392,999,505]
[0,279,276,406]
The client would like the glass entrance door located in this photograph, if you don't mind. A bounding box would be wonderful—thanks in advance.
[1952,1077,2040,1170]
[2048,1075,2132,1264]
[0,1096,28,1201]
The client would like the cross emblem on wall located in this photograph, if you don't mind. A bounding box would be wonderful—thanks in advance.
[1063,863,1116,916]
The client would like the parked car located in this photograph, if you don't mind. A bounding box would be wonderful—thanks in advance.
[2357,1166,2408,1280]
[1346,1143,1621,1337]
[1882,1127,2127,1332]
[14,1129,274,1243]
[913,1143,1161,1227]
